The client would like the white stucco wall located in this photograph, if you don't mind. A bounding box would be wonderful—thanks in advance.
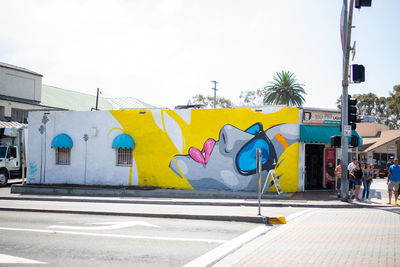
[27,110,136,186]
[0,66,42,102]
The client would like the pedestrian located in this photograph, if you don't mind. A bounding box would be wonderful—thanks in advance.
[350,161,363,201]
[348,157,357,199]
[362,163,373,200]
[387,158,400,205]
[334,159,342,198]
[386,156,394,172]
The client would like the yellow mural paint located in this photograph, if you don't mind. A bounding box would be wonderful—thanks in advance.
[129,166,133,185]
[274,142,300,192]
[107,127,124,141]
[109,107,300,192]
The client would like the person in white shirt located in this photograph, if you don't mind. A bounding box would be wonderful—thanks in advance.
[347,157,357,199]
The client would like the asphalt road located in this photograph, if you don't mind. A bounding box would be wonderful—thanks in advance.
[0,210,260,266]
[0,197,310,266]
[0,199,308,219]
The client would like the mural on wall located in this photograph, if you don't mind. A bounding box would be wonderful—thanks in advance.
[110,107,300,192]
[38,113,49,183]
[169,123,298,191]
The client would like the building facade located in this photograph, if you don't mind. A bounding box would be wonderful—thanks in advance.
[0,62,44,123]
[27,107,301,192]
[299,108,362,190]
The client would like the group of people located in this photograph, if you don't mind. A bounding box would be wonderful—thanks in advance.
[334,156,400,204]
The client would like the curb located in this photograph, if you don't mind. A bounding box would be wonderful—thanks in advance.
[0,195,390,209]
[10,184,290,199]
[0,207,265,223]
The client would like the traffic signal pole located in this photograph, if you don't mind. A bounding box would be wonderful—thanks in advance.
[340,0,355,200]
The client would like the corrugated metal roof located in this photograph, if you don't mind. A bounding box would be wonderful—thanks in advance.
[0,120,27,128]
[41,85,156,111]
[106,97,155,109]
[0,61,43,77]
[41,85,113,111]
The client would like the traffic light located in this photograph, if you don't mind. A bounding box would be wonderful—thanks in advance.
[350,135,359,147]
[355,0,372,9]
[331,135,341,147]
[330,135,359,148]
[348,95,358,130]
[352,64,365,83]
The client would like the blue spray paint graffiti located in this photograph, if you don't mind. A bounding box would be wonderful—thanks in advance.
[29,162,38,182]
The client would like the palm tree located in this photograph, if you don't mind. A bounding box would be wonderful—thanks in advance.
[263,71,306,107]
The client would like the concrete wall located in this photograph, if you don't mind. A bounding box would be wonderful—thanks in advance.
[27,111,132,186]
[27,107,301,192]
[0,99,47,119]
[0,66,42,103]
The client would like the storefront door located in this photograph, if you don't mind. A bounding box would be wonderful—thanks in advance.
[305,144,325,190]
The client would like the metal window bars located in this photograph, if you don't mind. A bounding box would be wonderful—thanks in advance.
[56,148,71,165]
[116,148,132,166]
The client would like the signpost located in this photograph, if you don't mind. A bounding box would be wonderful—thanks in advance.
[257,149,262,216]
[343,125,352,137]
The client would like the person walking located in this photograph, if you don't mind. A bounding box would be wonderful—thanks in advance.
[335,159,342,198]
[350,161,363,201]
[386,156,394,172]
[348,157,357,199]
[387,158,400,205]
[362,163,373,200]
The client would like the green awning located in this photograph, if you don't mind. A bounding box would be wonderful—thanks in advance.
[300,125,363,146]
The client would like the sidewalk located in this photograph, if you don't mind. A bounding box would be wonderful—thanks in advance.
[213,207,400,266]
[0,179,396,224]
[5,178,395,208]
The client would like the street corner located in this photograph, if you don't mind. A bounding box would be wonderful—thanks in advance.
[264,214,286,225]
[382,201,400,206]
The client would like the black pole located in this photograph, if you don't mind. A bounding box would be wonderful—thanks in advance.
[95,88,99,110]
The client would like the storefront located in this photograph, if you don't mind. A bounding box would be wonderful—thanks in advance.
[299,108,363,191]
[358,129,400,177]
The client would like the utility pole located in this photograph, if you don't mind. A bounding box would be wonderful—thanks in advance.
[211,81,218,109]
[95,88,100,110]
[340,0,354,201]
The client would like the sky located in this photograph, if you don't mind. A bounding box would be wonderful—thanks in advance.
[1,0,399,109]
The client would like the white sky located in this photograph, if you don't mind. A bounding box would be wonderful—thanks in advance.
[1,0,399,109]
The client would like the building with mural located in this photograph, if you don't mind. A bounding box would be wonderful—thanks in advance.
[27,106,365,192]
[27,107,301,192]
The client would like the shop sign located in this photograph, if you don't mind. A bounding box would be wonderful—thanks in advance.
[303,111,341,125]
[387,144,396,151]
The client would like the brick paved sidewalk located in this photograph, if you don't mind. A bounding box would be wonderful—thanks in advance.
[214,207,400,266]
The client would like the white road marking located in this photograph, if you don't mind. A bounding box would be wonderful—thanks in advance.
[185,209,315,267]
[0,253,46,264]
[285,209,313,222]
[0,227,226,244]
[184,225,271,267]
[49,221,159,230]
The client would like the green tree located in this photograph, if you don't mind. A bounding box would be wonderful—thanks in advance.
[263,71,306,107]
[336,90,399,129]
[355,93,378,116]
[239,89,264,106]
[189,94,233,108]
[387,84,400,129]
